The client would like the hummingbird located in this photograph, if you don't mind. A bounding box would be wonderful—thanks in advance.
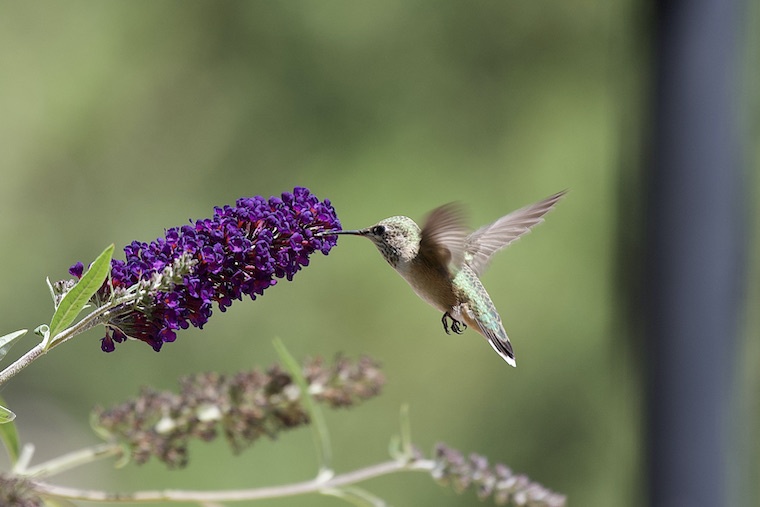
[322,191,566,366]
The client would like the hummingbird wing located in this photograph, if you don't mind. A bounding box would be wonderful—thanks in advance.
[465,190,567,277]
[418,203,469,273]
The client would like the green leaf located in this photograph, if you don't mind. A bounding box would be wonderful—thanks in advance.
[113,442,132,469]
[47,244,114,347]
[0,405,16,424]
[273,337,333,476]
[389,404,413,461]
[388,434,402,460]
[0,396,19,464]
[0,329,27,363]
[46,276,56,307]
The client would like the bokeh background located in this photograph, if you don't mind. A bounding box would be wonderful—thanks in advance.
[0,2,757,506]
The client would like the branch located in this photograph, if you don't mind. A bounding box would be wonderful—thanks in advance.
[19,443,122,479]
[31,459,432,503]
[0,299,124,386]
[0,344,45,387]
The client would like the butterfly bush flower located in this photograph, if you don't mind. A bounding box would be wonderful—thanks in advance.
[92,355,384,468]
[432,444,566,506]
[69,187,340,352]
[0,474,43,507]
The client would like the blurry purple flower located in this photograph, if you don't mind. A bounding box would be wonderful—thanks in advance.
[68,261,84,279]
[70,187,340,352]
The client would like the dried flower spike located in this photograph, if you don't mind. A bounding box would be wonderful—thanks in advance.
[92,355,384,468]
[0,474,43,507]
[68,187,340,352]
[432,444,566,506]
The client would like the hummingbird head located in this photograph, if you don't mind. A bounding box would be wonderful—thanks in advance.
[330,216,421,268]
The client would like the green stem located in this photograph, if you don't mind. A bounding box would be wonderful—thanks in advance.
[273,338,333,477]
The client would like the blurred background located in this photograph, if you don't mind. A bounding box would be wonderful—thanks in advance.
[0,1,757,506]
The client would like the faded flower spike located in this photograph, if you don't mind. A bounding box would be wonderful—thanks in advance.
[69,187,340,352]
[92,355,384,468]
[0,474,43,507]
[432,444,566,506]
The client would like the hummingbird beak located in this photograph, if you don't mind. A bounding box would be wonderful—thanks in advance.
[315,229,367,237]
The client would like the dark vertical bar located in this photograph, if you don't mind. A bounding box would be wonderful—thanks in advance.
[646,0,745,506]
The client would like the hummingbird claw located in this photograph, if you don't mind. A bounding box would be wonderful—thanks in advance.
[442,312,467,335]
[451,319,467,334]
[442,313,451,334]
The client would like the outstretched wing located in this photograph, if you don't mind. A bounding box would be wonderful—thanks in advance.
[465,190,567,276]
[419,203,469,273]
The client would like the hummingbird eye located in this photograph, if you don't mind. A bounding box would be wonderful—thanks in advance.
[372,225,385,236]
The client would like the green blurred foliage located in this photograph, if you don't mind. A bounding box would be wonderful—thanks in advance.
[0,1,755,506]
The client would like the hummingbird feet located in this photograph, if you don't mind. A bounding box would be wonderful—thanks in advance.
[451,319,467,334]
[442,312,467,335]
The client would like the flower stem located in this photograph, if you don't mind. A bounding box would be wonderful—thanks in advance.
[0,343,45,386]
[31,459,433,503]
[0,299,123,386]
[19,443,123,479]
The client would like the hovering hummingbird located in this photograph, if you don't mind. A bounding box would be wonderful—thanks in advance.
[322,191,566,366]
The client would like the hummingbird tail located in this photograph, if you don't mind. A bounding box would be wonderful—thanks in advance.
[474,320,516,367]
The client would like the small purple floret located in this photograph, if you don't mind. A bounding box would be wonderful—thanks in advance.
[69,262,84,279]
[71,187,340,352]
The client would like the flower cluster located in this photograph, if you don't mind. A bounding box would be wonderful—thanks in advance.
[69,187,340,352]
[0,474,42,507]
[91,355,384,468]
[432,444,566,506]
[302,355,384,408]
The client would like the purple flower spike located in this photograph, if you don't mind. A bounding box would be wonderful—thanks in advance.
[71,187,341,352]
